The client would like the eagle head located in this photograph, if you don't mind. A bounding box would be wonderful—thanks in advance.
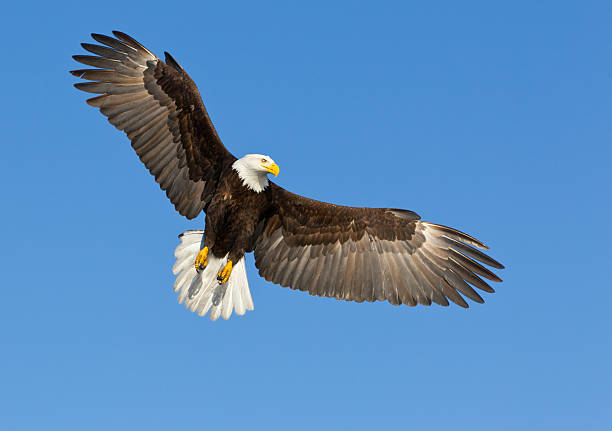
[232,154,280,193]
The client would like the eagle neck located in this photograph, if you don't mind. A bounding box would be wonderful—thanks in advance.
[231,159,269,193]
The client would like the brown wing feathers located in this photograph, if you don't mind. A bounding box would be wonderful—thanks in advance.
[255,186,504,308]
[71,31,234,219]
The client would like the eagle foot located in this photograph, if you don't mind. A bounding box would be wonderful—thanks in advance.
[195,246,208,272]
[217,260,233,284]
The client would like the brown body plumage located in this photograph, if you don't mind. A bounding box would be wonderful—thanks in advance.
[72,31,504,317]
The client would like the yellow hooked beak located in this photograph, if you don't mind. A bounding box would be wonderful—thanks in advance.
[262,162,280,177]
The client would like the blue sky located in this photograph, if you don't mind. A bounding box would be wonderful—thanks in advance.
[1,1,610,429]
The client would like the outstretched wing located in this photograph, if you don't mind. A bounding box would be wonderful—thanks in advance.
[71,31,235,218]
[254,184,504,308]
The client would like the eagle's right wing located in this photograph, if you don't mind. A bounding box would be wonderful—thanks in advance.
[71,31,235,218]
[254,184,504,307]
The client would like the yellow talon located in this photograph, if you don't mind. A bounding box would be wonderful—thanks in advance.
[217,260,233,284]
[195,246,208,272]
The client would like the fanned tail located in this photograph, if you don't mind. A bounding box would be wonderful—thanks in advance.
[173,230,254,321]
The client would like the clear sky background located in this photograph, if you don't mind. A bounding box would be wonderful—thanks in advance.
[1,1,610,430]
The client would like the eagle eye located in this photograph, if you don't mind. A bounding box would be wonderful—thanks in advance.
[261,158,267,163]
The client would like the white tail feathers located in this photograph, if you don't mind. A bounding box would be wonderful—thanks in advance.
[173,230,254,321]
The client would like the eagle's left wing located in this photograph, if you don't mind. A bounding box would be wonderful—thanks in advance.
[254,184,504,307]
[71,31,235,219]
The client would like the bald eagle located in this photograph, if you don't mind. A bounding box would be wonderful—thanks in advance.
[72,31,504,321]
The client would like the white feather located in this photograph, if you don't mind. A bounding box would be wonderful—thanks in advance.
[196,289,214,317]
[172,253,195,275]
[174,242,200,259]
[174,266,195,292]
[233,274,245,316]
[173,231,255,321]
[209,303,222,321]
[221,283,233,320]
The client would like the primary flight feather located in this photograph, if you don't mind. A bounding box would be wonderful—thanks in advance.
[72,31,504,320]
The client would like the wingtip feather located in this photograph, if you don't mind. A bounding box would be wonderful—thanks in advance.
[164,51,183,70]
[112,30,155,56]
